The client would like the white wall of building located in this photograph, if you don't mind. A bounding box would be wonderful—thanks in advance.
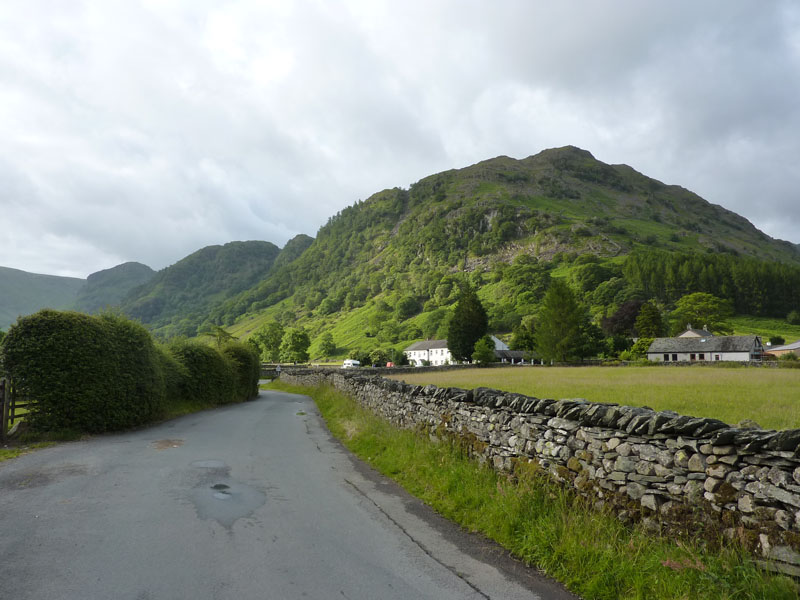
[648,351,752,362]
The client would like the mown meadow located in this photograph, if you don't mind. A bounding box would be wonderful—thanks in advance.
[390,365,800,430]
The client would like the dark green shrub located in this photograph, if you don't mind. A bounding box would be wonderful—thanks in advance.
[155,343,190,408]
[98,312,166,426]
[167,339,237,406]
[778,359,800,369]
[1,310,165,433]
[222,342,260,401]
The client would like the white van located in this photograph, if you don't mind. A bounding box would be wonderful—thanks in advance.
[341,359,361,369]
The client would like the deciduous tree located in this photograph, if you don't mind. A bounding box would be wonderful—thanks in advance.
[471,335,496,365]
[634,302,665,337]
[510,315,536,352]
[670,292,733,335]
[279,328,310,364]
[318,332,336,359]
[250,321,284,362]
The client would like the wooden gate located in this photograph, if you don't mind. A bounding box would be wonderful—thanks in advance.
[1,378,29,442]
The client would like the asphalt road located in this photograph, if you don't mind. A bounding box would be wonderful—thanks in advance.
[0,389,576,600]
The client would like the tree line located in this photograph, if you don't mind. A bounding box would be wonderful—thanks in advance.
[623,250,800,318]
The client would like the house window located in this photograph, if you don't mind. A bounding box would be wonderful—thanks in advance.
[699,353,705,361]
[672,354,678,361]
[663,353,669,362]
[690,354,696,361]
[715,354,721,361]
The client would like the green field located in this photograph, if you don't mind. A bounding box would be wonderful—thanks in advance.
[390,366,800,431]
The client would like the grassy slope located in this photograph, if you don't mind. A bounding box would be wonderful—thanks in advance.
[271,380,796,600]
[0,266,85,329]
[731,315,800,344]
[390,366,800,430]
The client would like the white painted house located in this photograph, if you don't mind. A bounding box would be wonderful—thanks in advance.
[404,336,509,366]
[647,335,764,363]
[404,339,453,366]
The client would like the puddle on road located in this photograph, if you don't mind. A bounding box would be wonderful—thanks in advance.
[190,480,266,528]
[151,439,184,450]
[187,460,265,528]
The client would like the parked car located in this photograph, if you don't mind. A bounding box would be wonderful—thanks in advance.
[341,359,361,369]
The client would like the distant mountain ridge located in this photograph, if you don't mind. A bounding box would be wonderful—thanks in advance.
[197,146,800,359]
[118,239,311,337]
[1,239,309,335]
[0,266,85,329]
[207,146,800,327]
[73,262,156,314]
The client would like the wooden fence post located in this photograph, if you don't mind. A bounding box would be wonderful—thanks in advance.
[0,378,7,443]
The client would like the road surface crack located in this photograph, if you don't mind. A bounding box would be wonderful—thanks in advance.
[343,478,491,600]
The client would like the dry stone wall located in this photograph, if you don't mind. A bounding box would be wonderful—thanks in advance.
[281,368,800,577]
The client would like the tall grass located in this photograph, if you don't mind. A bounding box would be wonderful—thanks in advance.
[390,366,800,430]
[271,380,797,600]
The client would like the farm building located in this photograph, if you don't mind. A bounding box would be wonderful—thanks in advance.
[646,335,764,363]
[404,336,510,366]
[767,340,800,358]
[404,339,453,366]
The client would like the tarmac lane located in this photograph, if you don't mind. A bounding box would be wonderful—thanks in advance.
[0,389,577,600]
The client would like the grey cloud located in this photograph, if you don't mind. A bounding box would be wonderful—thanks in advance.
[1,0,799,278]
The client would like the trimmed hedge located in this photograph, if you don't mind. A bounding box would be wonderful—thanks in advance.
[0,310,261,433]
[166,339,238,407]
[1,310,164,432]
[222,341,261,401]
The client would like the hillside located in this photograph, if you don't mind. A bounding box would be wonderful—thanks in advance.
[73,262,156,313]
[119,239,313,337]
[208,146,800,358]
[0,266,85,329]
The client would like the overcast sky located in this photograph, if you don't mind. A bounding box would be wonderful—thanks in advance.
[2,1,799,278]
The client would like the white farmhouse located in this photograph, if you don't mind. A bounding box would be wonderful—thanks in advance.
[404,340,453,366]
[647,335,764,363]
[403,336,510,366]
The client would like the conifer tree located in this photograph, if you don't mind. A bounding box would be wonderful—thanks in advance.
[446,284,488,362]
[533,278,587,363]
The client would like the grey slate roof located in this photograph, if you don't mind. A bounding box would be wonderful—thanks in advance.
[769,340,800,352]
[495,350,529,360]
[678,327,713,337]
[648,335,761,354]
[404,339,449,352]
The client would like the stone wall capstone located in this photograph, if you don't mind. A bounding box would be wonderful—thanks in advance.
[280,367,800,578]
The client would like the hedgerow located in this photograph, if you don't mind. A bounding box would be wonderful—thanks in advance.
[0,310,260,434]
[1,310,164,432]
[166,339,238,407]
[222,341,261,401]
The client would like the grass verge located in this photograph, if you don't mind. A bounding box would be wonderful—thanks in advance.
[0,442,55,463]
[270,380,797,600]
